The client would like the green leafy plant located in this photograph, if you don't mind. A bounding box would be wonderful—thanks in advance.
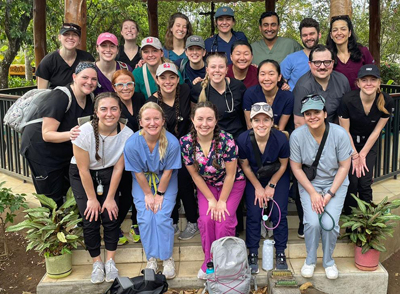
[6,193,84,257]
[0,181,28,225]
[341,194,400,254]
[380,62,400,85]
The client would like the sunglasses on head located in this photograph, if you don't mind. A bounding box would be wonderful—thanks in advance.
[301,94,326,104]
[251,103,272,112]
[62,23,81,31]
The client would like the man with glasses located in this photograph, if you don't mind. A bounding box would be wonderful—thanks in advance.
[251,11,302,66]
[293,44,350,128]
[281,18,321,91]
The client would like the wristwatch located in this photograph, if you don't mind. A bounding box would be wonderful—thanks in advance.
[326,189,335,198]
[156,190,165,197]
[268,183,276,189]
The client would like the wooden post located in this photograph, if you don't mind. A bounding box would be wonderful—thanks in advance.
[33,0,46,67]
[265,0,276,11]
[148,0,158,37]
[64,0,87,50]
[369,0,380,66]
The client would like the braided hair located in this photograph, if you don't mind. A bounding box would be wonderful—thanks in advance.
[156,83,181,136]
[190,101,221,172]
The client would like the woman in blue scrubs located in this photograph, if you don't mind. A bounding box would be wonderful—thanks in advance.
[236,102,290,274]
[124,102,181,279]
[243,60,294,131]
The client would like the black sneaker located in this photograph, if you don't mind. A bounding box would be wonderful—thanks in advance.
[276,253,288,270]
[248,253,259,274]
[297,223,304,239]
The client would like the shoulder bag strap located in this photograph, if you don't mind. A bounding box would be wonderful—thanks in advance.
[142,64,152,98]
[249,130,262,169]
[312,121,330,167]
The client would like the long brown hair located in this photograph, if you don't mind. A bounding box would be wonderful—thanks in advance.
[164,13,193,50]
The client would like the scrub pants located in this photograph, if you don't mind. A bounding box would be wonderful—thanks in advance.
[299,183,347,268]
[132,174,177,261]
[245,175,289,255]
[117,170,138,227]
[171,166,198,224]
[197,180,246,271]
[344,145,377,215]
[69,164,120,258]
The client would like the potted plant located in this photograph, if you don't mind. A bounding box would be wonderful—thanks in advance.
[0,181,28,257]
[340,194,400,271]
[6,192,84,278]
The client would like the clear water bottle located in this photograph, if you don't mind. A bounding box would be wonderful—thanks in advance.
[262,239,275,271]
[206,261,214,274]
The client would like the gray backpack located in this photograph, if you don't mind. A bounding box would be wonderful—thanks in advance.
[205,237,252,294]
[3,86,71,133]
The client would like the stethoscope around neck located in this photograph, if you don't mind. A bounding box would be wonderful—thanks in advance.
[207,78,234,113]
[210,30,237,53]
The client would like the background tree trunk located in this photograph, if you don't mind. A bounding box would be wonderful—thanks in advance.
[24,48,33,83]
[330,0,353,19]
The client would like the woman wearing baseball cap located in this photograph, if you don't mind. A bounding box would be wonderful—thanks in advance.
[236,102,290,273]
[204,6,248,64]
[94,32,133,95]
[290,95,352,280]
[36,22,94,89]
[339,64,394,215]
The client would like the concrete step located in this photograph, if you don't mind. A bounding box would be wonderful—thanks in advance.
[36,258,388,294]
[72,229,354,265]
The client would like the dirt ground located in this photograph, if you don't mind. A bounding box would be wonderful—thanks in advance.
[0,231,399,294]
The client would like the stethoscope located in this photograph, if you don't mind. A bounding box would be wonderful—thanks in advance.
[207,78,234,113]
[210,30,238,53]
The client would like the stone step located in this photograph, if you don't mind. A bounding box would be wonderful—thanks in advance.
[36,258,388,294]
[72,229,354,265]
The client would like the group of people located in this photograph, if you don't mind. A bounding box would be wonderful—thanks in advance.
[21,6,394,285]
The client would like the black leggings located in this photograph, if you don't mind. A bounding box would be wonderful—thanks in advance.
[117,170,138,227]
[69,164,120,258]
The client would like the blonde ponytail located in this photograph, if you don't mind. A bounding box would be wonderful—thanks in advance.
[376,90,389,115]
[199,74,209,103]
[158,127,168,161]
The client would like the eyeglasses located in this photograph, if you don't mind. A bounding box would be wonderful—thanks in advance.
[251,103,272,112]
[114,81,135,90]
[310,60,333,67]
[301,94,326,104]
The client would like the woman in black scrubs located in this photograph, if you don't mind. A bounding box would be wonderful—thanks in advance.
[111,69,146,245]
[117,19,141,69]
[148,63,199,240]
[339,64,394,214]
[21,62,98,207]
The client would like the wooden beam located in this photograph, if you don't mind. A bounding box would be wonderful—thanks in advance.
[148,0,158,37]
[265,0,276,11]
[64,0,87,50]
[369,0,380,66]
[33,0,46,67]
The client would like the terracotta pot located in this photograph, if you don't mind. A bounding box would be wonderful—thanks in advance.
[354,246,380,271]
[45,253,72,279]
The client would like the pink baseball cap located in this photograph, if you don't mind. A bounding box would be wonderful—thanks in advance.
[97,32,118,46]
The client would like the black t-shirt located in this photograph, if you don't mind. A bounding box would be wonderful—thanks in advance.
[148,83,192,139]
[20,85,94,167]
[121,92,146,132]
[35,49,95,89]
[191,78,247,139]
[338,90,394,146]
[116,46,141,69]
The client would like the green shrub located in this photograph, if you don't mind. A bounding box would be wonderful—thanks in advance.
[7,76,36,88]
[380,62,400,85]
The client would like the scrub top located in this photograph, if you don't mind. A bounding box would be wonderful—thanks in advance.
[243,86,294,126]
[180,130,245,187]
[280,50,309,91]
[148,83,192,139]
[94,61,133,95]
[133,65,184,99]
[227,64,258,88]
[163,48,187,62]
[191,78,247,139]
[338,90,394,147]
[117,46,141,69]
[205,31,248,64]
[121,92,146,132]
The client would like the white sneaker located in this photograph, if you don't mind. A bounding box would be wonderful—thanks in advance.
[162,257,176,279]
[146,257,158,272]
[197,268,207,280]
[325,264,339,280]
[301,260,316,278]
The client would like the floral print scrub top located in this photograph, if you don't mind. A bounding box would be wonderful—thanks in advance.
[180,130,245,187]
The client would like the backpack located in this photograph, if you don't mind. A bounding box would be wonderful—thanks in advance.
[3,86,72,133]
[205,237,252,294]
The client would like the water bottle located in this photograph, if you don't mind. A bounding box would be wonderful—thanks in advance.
[206,262,214,274]
[262,239,275,271]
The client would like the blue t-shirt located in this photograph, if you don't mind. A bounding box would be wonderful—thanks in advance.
[174,58,206,88]
[242,86,294,126]
[205,31,248,64]
[163,48,187,62]
[280,50,309,91]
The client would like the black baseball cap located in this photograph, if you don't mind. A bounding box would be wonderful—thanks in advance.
[60,23,81,37]
[357,64,380,79]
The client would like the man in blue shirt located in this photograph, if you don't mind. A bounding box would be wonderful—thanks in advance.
[281,18,321,91]
[205,6,248,64]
